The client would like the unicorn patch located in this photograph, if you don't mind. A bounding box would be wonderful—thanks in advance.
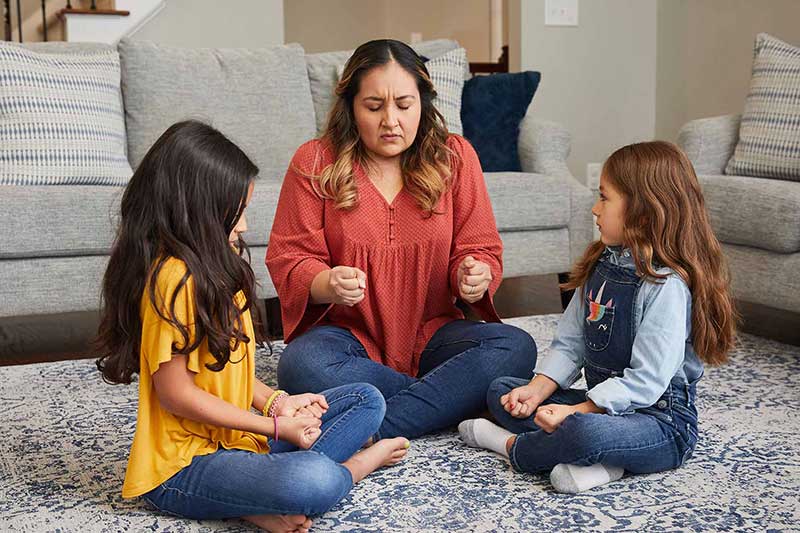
[586,281,614,323]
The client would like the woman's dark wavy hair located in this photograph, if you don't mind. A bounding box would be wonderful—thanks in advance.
[95,120,263,384]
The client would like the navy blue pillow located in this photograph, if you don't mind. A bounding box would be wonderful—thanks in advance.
[460,71,541,172]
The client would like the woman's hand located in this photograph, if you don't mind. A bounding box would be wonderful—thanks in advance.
[533,404,578,433]
[274,393,329,419]
[457,256,492,303]
[328,266,367,306]
[276,416,322,448]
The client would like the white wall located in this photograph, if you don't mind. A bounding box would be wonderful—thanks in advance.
[129,0,284,47]
[284,0,497,61]
[517,0,657,181]
[656,0,800,141]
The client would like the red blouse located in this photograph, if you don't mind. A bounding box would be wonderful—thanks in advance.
[266,135,503,376]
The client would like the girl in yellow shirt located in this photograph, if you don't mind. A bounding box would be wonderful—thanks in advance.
[95,120,409,533]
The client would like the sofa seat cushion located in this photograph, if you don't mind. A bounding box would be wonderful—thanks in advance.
[700,174,800,253]
[485,172,570,232]
[0,185,122,259]
[118,39,316,182]
[0,177,284,259]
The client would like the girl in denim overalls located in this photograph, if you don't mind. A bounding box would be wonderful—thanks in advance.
[459,141,737,493]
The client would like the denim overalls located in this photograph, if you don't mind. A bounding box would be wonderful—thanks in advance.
[488,254,701,474]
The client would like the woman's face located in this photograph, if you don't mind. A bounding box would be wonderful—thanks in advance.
[353,61,422,164]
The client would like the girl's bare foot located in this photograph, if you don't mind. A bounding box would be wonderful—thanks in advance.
[343,436,409,483]
[243,513,312,533]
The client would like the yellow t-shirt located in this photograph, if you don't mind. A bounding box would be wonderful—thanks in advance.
[122,257,269,499]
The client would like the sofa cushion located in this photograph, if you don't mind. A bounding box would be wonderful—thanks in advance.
[462,71,541,172]
[0,42,132,186]
[118,39,315,181]
[700,174,800,253]
[426,48,466,135]
[0,185,122,259]
[306,39,461,136]
[726,33,800,182]
[485,172,570,232]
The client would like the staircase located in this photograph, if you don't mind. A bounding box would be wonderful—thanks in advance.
[4,0,165,44]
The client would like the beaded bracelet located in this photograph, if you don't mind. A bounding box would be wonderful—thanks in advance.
[268,391,289,417]
[262,390,287,418]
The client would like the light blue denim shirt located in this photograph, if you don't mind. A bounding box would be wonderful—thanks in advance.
[535,247,704,415]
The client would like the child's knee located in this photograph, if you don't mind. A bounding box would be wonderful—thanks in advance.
[486,376,517,409]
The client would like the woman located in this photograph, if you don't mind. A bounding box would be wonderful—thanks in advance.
[266,39,536,440]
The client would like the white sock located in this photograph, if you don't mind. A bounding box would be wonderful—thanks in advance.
[458,418,513,458]
[550,463,624,493]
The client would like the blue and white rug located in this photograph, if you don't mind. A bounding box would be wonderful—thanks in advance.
[1,314,799,532]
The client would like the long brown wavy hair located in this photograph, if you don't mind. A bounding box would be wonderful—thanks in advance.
[563,141,737,365]
[95,120,264,385]
[314,39,454,213]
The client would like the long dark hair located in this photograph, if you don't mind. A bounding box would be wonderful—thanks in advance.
[316,38,453,213]
[564,141,737,365]
[95,120,263,384]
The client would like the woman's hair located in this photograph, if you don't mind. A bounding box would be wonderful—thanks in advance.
[564,141,737,365]
[95,120,263,384]
[315,38,453,213]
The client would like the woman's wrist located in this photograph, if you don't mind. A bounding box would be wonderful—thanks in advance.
[310,269,333,305]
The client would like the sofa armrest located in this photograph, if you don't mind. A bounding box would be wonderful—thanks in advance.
[677,114,741,175]
[517,116,572,178]
[516,116,592,264]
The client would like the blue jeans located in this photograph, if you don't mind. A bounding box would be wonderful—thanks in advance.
[143,383,384,519]
[487,376,698,474]
[278,320,536,439]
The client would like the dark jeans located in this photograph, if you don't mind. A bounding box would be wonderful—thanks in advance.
[278,320,537,439]
[487,376,698,474]
[144,383,383,519]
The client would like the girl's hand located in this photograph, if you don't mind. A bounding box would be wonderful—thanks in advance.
[457,256,492,303]
[276,416,322,448]
[275,393,329,419]
[501,384,544,418]
[533,404,578,433]
[329,266,367,306]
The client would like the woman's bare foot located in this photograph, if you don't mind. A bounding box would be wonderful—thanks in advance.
[343,436,409,483]
[243,513,312,533]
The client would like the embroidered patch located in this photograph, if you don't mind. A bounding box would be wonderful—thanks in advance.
[587,281,614,323]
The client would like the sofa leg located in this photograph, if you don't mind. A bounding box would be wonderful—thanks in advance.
[557,273,574,311]
[263,297,284,340]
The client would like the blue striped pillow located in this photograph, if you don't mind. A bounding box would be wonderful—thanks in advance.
[426,47,466,136]
[0,43,132,186]
[726,33,800,181]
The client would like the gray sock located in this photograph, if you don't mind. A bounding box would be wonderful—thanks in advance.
[458,418,513,458]
[550,463,624,493]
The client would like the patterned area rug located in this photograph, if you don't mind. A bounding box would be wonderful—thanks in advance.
[1,314,799,532]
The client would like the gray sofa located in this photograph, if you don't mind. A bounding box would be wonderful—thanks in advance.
[0,39,593,323]
[678,114,800,314]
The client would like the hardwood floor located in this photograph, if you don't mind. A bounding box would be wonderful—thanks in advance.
[1,274,797,366]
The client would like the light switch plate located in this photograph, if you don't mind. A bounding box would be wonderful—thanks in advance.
[545,0,579,26]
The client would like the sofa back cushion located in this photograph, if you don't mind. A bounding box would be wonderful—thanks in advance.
[306,39,461,136]
[726,33,800,182]
[118,39,316,181]
[0,42,132,185]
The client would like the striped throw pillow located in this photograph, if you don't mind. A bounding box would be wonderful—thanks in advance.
[726,33,800,181]
[426,47,466,136]
[0,43,132,186]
